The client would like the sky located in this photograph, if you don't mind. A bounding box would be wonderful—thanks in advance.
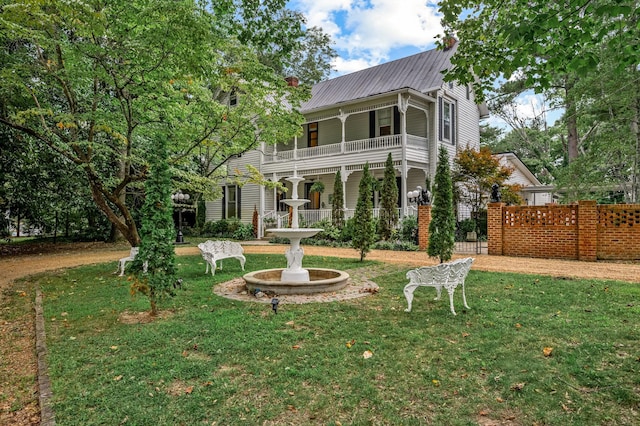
[287,0,560,129]
[288,0,442,76]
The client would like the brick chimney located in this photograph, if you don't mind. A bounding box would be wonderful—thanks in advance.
[285,76,299,87]
[443,36,457,51]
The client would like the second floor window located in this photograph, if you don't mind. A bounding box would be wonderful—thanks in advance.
[378,108,391,136]
[308,122,318,147]
[438,97,456,145]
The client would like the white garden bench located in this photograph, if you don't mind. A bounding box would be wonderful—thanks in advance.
[197,240,246,276]
[403,257,474,315]
[117,247,139,277]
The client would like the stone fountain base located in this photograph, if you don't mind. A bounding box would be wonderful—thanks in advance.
[243,268,350,295]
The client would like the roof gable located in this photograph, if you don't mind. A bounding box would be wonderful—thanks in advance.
[301,45,457,113]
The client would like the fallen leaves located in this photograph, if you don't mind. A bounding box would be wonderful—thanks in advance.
[510,382,526,391]
[363,350,373,359]
[543,347,553,357]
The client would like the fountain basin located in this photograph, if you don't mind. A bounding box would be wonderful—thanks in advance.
[243,268,350,295]
[267,228,323,239]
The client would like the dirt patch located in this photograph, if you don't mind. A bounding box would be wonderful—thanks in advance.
[213,266,385,305]
[118,309,175,324]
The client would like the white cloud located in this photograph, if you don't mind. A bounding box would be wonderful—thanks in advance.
[331,56,379,74]
[290,0,443,74]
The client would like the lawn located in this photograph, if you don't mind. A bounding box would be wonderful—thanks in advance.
[21,254,640,425]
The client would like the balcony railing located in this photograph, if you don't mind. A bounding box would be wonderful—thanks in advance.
[264,134,422,164]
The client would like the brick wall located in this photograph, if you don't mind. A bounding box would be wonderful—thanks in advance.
[597,204,640,260]
[417,205,431,250]
[487,201,640,261]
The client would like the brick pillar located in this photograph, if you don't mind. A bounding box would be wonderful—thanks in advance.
[417,205,432,250]
[487,203,504,255]
[578,200,597,262]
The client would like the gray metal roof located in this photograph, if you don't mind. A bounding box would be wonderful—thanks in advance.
[301,45,456,113]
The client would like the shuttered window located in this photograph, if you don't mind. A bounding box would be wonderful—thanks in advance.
[438,97,456,145]
[222,185,241,219]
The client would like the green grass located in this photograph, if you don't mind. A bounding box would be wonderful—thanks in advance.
[17,254,640,425]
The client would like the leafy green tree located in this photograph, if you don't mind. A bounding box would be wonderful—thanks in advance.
[439,0,639,97]
[453,146,523,213]
[428,146,456,263]
[378,153,399,240]
[439,0,639,166]
[352,163,375,261]
[0,0,325,246]
[331,170,344,228]
[131,136,176,316]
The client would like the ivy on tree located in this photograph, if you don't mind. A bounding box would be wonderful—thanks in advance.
[131,136,176,316]
[428,146,456,263]
[332,170,345,228]
[352,163,375,261]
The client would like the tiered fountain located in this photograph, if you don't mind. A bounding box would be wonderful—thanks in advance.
[243,169,349,295]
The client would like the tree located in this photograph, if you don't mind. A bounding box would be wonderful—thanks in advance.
[378,153,399,240]
[439,0,639,98]
[0,0,329,246]
[453,146,523,215]
[439,0,639,165]
[352,163,375,261]
[428,146,456,263]
[130,136,176,316]
[331,170,344,228]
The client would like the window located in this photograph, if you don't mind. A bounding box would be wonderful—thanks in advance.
[222,185,241,219]
[307,122,318,147]
[378,108,391,136]
[438,97,456,145]
[229,91,237,107]
[443,102,451,140]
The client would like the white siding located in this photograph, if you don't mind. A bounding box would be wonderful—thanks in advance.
[345,112,369,141]
[406,107,427,137]
[319,119,342,145]
[445,82,480,151]
[205,199,222,223]
[239,183,260,224]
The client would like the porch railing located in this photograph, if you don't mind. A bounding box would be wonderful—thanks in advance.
[263,134,406,163]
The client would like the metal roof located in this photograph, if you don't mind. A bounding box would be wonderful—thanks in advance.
[301,45,456,113]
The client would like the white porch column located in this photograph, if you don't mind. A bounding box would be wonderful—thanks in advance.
[398,93,410,213]
[341,166,348,210]
[294,135,298,160]
[339,109,347,153]
[427,109,436,183]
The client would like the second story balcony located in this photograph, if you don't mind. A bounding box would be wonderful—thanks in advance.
[263,134,428,164]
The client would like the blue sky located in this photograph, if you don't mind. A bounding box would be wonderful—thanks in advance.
[288,0,559,129]
[287,0,442,76]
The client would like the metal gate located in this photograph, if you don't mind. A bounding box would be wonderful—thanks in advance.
[454,212,487,255]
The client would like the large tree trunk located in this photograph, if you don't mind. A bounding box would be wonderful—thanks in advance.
[564,77,579,163]
[632,94,640,203]
[85,167,141,247]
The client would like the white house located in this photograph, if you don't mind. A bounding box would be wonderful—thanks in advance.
[498,152,555,205]
[206,42,490,236]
